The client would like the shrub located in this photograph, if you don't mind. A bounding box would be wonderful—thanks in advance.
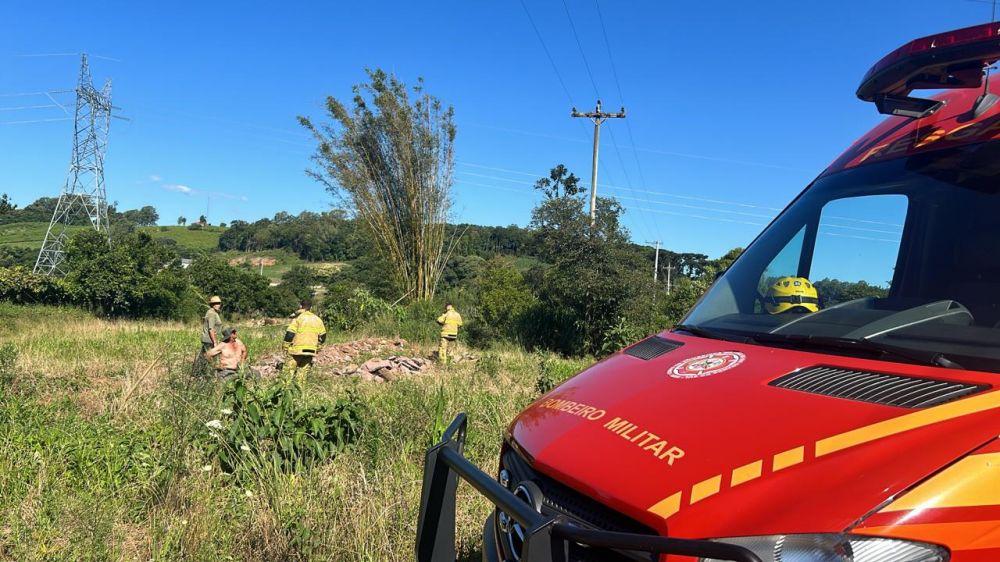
[0,266,73,305]
[322,284,403,331]
[188,254,297,317]
[204,377,363,480]
[469,257,535,346]
[535,353,582,395]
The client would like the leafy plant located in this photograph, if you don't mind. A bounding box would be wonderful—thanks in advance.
[322,284,404,331]
[535,353,581,396]
[204,377,363,479]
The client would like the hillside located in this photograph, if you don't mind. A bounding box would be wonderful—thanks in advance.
[0,223,223,252]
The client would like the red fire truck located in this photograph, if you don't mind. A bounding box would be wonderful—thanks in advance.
[418,22,1000,562]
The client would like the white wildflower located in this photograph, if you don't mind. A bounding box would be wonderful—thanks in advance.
[240,443,251,452]
[201,464,212,472]
[220,408,233,416]
[244,489,254,498]
[205,419,223,430]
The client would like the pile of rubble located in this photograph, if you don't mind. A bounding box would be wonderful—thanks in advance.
[334,355,432,383]
[251,337,434,382]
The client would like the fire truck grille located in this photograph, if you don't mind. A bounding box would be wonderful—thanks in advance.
[500,448,657,562]
[770,366,988,408]
[623,336,683,360]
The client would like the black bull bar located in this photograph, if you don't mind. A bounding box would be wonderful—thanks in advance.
[416,414,761,562]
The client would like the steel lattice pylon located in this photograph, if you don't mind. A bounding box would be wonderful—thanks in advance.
[34,54,113,275]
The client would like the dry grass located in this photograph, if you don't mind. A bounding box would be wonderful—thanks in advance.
[0,304,588,561]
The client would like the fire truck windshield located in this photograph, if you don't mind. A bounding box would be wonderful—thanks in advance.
[681,140,1000,374]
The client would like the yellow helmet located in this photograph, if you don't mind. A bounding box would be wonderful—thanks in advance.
[208,295,223,305]
[765,277,820,314]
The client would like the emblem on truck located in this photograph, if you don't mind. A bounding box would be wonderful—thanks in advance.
[667,351,746,379]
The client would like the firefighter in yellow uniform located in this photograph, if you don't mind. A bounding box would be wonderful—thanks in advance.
[436,304,463,364]
[282,299,327,384]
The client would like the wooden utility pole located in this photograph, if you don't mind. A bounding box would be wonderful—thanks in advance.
[571,100,625,226]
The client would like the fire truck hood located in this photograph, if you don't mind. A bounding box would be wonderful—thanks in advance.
[507,333,1000,539]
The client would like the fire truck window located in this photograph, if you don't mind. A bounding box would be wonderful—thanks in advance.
[810,195,907,306]
[756,226,806,313]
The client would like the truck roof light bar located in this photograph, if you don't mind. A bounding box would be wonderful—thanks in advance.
[857,22,1000,118]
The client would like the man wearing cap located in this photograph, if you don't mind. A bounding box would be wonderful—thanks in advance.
[204,327,247,378]
[436,303,463,364]
[282,299,327,384]
[194,295,224,376]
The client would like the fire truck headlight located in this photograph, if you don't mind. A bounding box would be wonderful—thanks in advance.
[698,534,948,562]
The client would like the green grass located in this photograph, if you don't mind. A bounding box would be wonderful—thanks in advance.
[0,222,86,250]
[142,225,224,252]
[0,223,221,253]
[0,304,589,561]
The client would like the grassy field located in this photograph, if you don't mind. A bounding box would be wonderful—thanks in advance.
[0,223,221,253]
[0,222,86,249]
[0,303,587,561]
[143,226,224,253]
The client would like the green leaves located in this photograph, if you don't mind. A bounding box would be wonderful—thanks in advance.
[203,377,364,480]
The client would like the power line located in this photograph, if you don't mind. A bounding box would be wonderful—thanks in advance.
[517,0,578,108]
[560,0,658,241]
[455,165,784,211]
[462,121,811,172]
[593,0,659,234]
[0,90,73,98]
[456,178,765,228]
[0,104,60,111]
[561,0,602,99]
[455,168,903,230]
[0,117,72,125]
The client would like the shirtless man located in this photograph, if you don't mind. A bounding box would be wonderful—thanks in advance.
[204,327,248,378]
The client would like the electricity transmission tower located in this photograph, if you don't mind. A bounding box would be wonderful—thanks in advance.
[571,100,625,226]
[34,54,114,275]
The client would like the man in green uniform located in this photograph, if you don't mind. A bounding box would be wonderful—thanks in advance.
[282,299,327,384]
[436,303,463,364]
[193,295,223,376]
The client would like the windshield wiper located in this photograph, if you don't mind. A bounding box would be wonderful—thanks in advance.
[750,333,965,370]
[673,324,755,344]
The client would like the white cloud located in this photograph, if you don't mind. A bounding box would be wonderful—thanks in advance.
[149,175,162,182]
[164,184,193,194]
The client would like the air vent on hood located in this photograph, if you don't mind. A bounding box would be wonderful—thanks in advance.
[771,366,988,408]
[623,336,683,360]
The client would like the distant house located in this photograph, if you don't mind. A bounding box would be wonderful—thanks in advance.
[180,258,192,269]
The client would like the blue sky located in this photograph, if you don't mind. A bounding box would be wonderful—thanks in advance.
[0,0,993,259]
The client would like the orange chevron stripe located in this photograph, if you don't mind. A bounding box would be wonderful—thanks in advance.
[815,390,1000,457]
[881,452,1000,512]
[648,390,1000,521]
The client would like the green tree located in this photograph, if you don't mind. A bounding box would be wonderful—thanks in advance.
[470,257,535,344]
[64,230,188,318]
[527,190,648,355]
[280,265,318,302]
[299,68,456,300]
[120,205,159,226]
[0,194,16,215]
[187,255,297,317]
[533,164,582,199]
[177,216,186,226]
